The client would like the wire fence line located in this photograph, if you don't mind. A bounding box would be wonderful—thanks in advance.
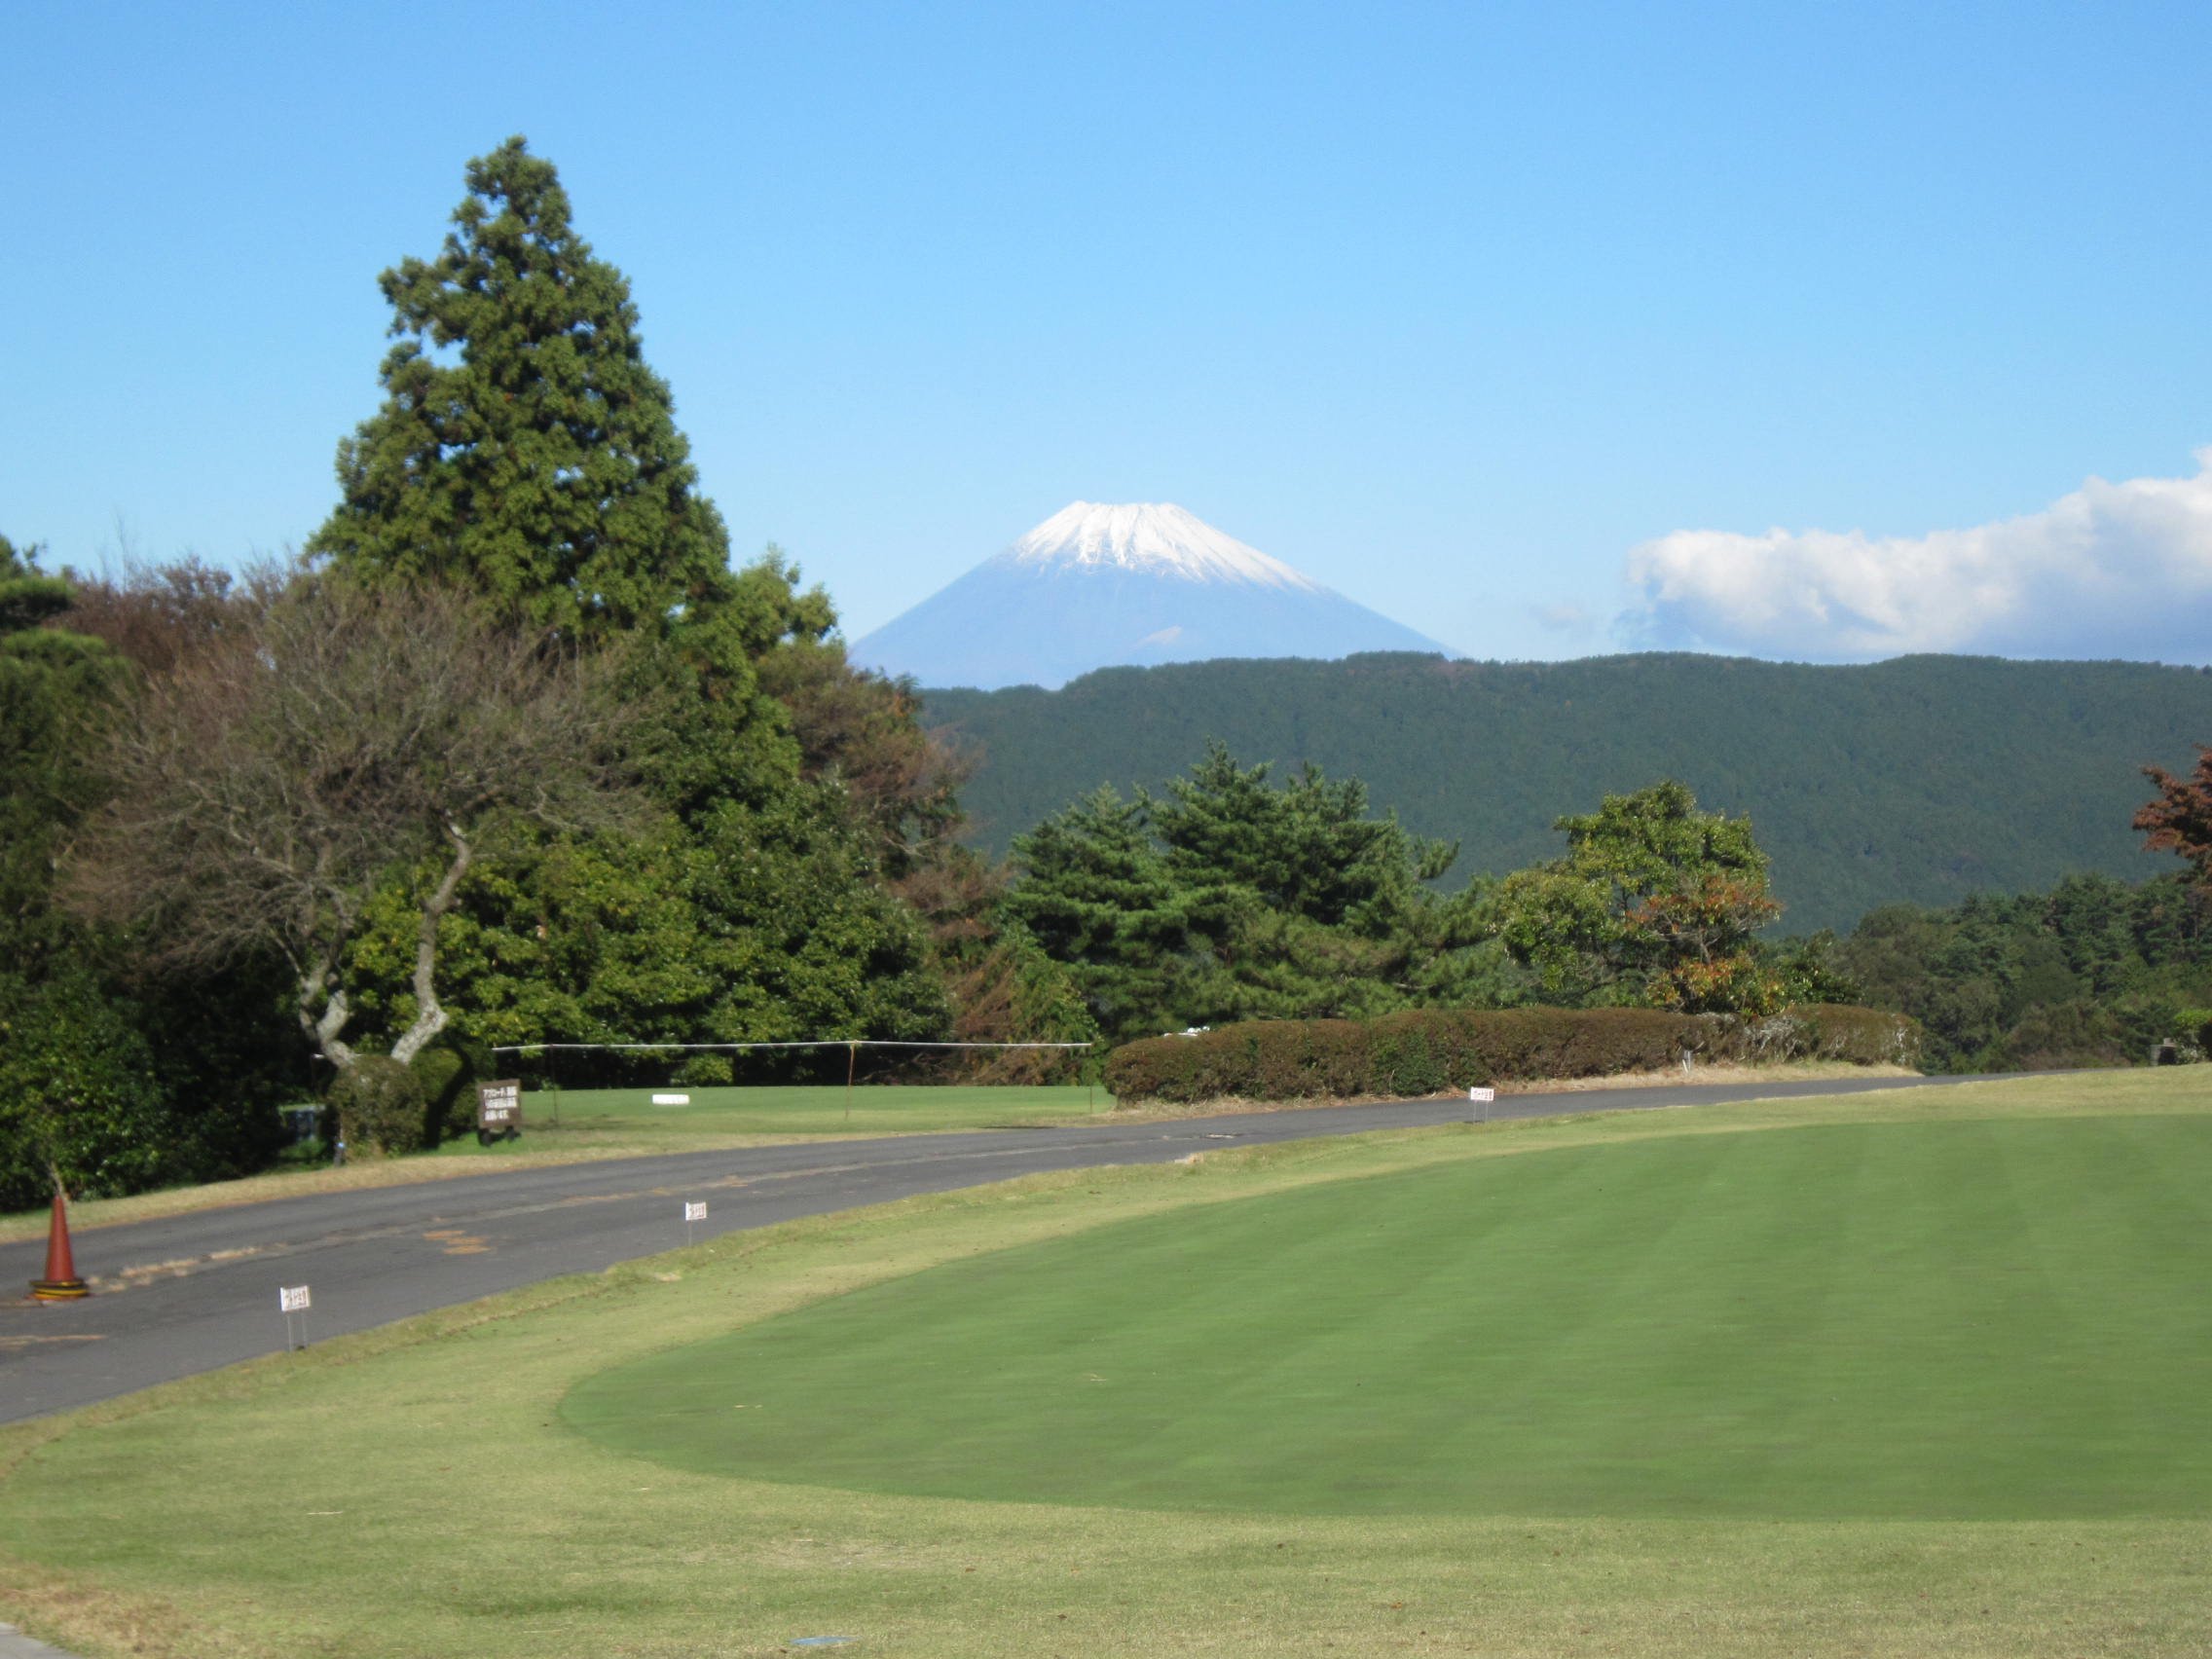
[487,1037,1101,1119]
[490,1039,1092,1053]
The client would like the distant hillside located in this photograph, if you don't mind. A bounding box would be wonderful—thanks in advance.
[919,653,2212,935]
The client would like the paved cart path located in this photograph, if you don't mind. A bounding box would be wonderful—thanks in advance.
[1,1075,1975,1426]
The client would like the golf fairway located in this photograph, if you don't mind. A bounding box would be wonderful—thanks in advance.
[566,1114,2212,1519]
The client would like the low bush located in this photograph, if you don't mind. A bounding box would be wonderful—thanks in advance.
[330,1056,430,1156]
[408,1030,497,1144]
[1988,1001,2129,1073]
[1104,1004,1919,1105]
[0,968,177,1209]
[674,1052,734,1088]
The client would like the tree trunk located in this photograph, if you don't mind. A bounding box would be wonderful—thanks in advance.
[390,822,472,1065]
[297,966,356,1071]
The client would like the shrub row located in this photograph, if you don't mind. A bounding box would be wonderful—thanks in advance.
[1103,1004,1920,1105]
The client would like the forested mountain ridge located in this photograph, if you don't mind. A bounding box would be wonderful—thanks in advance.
[919,652,2212,935]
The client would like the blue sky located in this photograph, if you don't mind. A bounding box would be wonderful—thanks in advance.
[6,1,2210,663]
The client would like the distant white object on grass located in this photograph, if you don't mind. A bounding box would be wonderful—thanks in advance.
[651,1092,690,1105]
[1166,1025,1212,1038]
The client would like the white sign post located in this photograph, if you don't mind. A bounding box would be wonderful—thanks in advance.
[279,1283,312,1350]
[1469,1086,1495,1124]
[683,1199,707,1245]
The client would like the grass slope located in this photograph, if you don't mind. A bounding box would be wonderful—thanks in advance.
[2,1072,2208,1658]
[566,1115,2212,1520]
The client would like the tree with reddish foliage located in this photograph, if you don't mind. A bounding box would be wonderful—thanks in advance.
[2136,746,2212,893]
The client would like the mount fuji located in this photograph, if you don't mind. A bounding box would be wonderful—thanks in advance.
[849,501,1456,689]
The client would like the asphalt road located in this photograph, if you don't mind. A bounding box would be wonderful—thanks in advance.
[0,1073,1974,1425]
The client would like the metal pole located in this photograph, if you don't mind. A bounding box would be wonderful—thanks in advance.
[846,1041,857,1123]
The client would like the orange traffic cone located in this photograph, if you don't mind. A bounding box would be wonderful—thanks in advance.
[29,1191,89,1300]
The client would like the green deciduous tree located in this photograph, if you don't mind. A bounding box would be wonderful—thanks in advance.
[1835,871,2212,1072]
[1489,780,1783,1014]
[0,539,166,1204]
[1,537,124,965]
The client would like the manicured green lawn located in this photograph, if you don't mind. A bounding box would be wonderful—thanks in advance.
[430,1081,1107,1153]
[566,1113,2212,1520]
[6,1070,2211,1658]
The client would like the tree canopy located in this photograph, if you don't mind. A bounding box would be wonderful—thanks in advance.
[1004,745,1491,1042]
[2137,746,2212,896]
[1489,780,1782,1013]
[302,137,958,1077]
[307,135,736,648]
[0,536,121,963]
[71,572,657,1070]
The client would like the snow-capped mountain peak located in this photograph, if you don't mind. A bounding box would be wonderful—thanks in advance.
[1003,501,1321,591]
[849,498,1455,689]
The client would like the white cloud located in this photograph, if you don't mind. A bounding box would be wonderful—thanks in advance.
[1530,601,1592,634]
[1622,449,2212,663]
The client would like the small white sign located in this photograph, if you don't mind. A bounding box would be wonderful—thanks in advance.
[1469,1087,1496,1103]
[683,1201,708,1223]
[279,1284,312,1312]
[651,1092,691,1105]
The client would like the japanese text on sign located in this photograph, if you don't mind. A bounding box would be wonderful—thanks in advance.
[477,1079,522,1128]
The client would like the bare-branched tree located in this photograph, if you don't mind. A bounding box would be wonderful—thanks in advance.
[68,570,659,1069]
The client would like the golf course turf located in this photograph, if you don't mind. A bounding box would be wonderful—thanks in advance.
[565,1113,2212,1521]
[494,1081,1106,1141]
[3,1070,2210,1658]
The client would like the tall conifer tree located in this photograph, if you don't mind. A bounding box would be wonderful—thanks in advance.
[309,136,735,643]
[307,138,949,1064]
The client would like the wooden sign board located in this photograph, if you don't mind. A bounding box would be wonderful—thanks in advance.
[477,1079,523,1130]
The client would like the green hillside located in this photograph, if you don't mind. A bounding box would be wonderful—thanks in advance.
[920,652,2212,934]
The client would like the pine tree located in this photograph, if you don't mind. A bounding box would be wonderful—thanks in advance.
[1006,788,1214,1042]
[308,136,736,644]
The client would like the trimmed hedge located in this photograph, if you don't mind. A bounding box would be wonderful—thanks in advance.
[330,1056,430,1156]
[1104,1004,1919,1105]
